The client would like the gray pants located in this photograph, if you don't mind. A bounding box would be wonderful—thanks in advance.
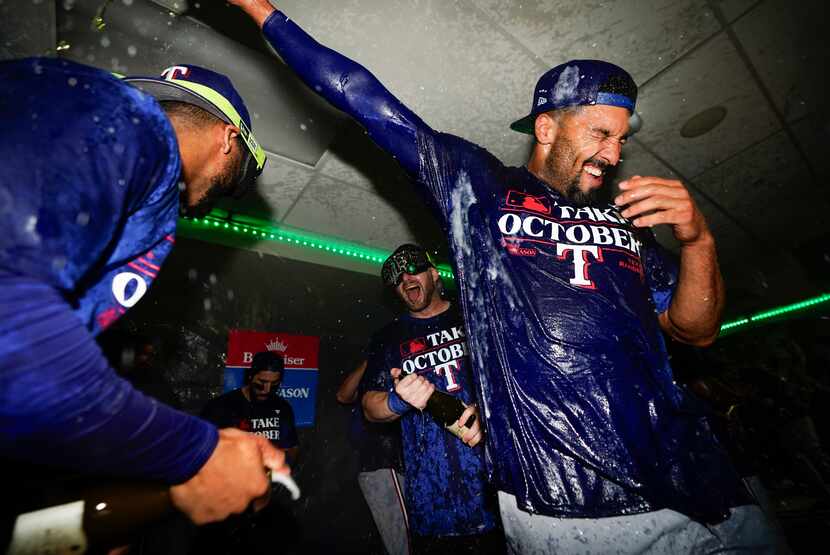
[358,469,410,555]
[498,491,777,554]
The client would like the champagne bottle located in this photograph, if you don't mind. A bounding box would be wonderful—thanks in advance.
[425,389,476,441]
[6,472,301,555]
[7,479,174,555]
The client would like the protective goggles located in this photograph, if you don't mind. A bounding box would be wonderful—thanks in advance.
[381,247,434,287]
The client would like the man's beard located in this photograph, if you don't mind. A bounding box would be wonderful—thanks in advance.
[543,136,603,207]
[402,278,437,312]
[181,151,242,218]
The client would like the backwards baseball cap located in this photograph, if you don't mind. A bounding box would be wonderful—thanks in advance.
[124,64,267,197]
[510,59,638,135]
[381,244,435,287]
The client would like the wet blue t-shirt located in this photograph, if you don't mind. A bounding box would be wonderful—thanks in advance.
[0,57,217,483]
[365,306,498,537]
[263,12,748,523]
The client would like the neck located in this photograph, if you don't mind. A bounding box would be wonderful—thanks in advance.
[168,118,211,205]
[409,297,450,320]
[241,385,252,402]
[526,143,555,187]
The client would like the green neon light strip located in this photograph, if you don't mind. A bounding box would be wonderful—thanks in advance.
[181,211,829,337]
[178,211,455,280]
[719,293,830,335]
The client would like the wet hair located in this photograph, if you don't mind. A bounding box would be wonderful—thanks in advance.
[245,351,285,383]
[159,100,223,129]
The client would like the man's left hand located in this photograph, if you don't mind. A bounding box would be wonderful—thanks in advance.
[614,176,711,246]
[456,404,483,448]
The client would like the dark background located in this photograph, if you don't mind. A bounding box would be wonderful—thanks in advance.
[97,236,830,554]
[98,237,402,554]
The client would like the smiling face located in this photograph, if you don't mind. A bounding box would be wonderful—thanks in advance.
[395,267,441,314]
[537,105,630,206]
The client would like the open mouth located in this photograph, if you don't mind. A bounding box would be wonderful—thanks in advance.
[581,161,607,188]
[403,282,422,304]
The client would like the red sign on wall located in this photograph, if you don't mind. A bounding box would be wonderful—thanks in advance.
[226,329,319,369]
[225,329,321,427]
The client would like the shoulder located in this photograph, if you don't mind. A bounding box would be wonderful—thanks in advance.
[370,318,406,347]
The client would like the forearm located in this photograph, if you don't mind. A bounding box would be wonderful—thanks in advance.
[362,391,402,423]
[259,8,425,174]
[660,234,725,346]
[336,361,366,404]
[0,279,218,484]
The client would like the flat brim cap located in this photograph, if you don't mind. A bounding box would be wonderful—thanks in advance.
[123,77,233,125]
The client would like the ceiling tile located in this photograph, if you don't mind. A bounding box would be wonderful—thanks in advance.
[710,0,761,23]
[282,175,443,252]
[733,0,829,122]
[692,129,830,248]
[470,0,721,84]
[635,33,779,178]
[277,0,542,164]
[215,155,314,222]
[791,117,830,183]
[316,121,412,192]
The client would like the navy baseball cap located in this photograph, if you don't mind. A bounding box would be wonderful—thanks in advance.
[124,64,266,196]
[510,59,638,135]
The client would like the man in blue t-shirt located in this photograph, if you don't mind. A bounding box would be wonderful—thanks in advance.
[363,244,502,554]
[231,1,775,552]
[0,56,285,529]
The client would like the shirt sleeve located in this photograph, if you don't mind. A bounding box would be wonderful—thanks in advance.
[0,273,218,484]
[641,231,680,314]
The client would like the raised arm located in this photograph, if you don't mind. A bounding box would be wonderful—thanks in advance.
[230,0,430,176]
[615,176,725,346]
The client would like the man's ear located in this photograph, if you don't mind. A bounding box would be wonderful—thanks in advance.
[221,124,240,155]
[533,112,558,145]
[429,266,440,284]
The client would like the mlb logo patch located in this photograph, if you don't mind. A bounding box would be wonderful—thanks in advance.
[400,337,428,357]
[506,190,551,215]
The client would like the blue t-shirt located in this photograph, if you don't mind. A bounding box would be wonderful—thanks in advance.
[0,57,217,483]
[365,306,498,537]
[263,12,748,523]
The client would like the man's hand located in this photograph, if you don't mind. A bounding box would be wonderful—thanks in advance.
[391,367,434,410]
[169,428,288,524]
[456,404,483,448]
[614,176,712,246]
[227,0,277,28]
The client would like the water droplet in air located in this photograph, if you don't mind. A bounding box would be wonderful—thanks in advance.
[76,212,90,226]
[67,77,78,87]
[127,45,137,57]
